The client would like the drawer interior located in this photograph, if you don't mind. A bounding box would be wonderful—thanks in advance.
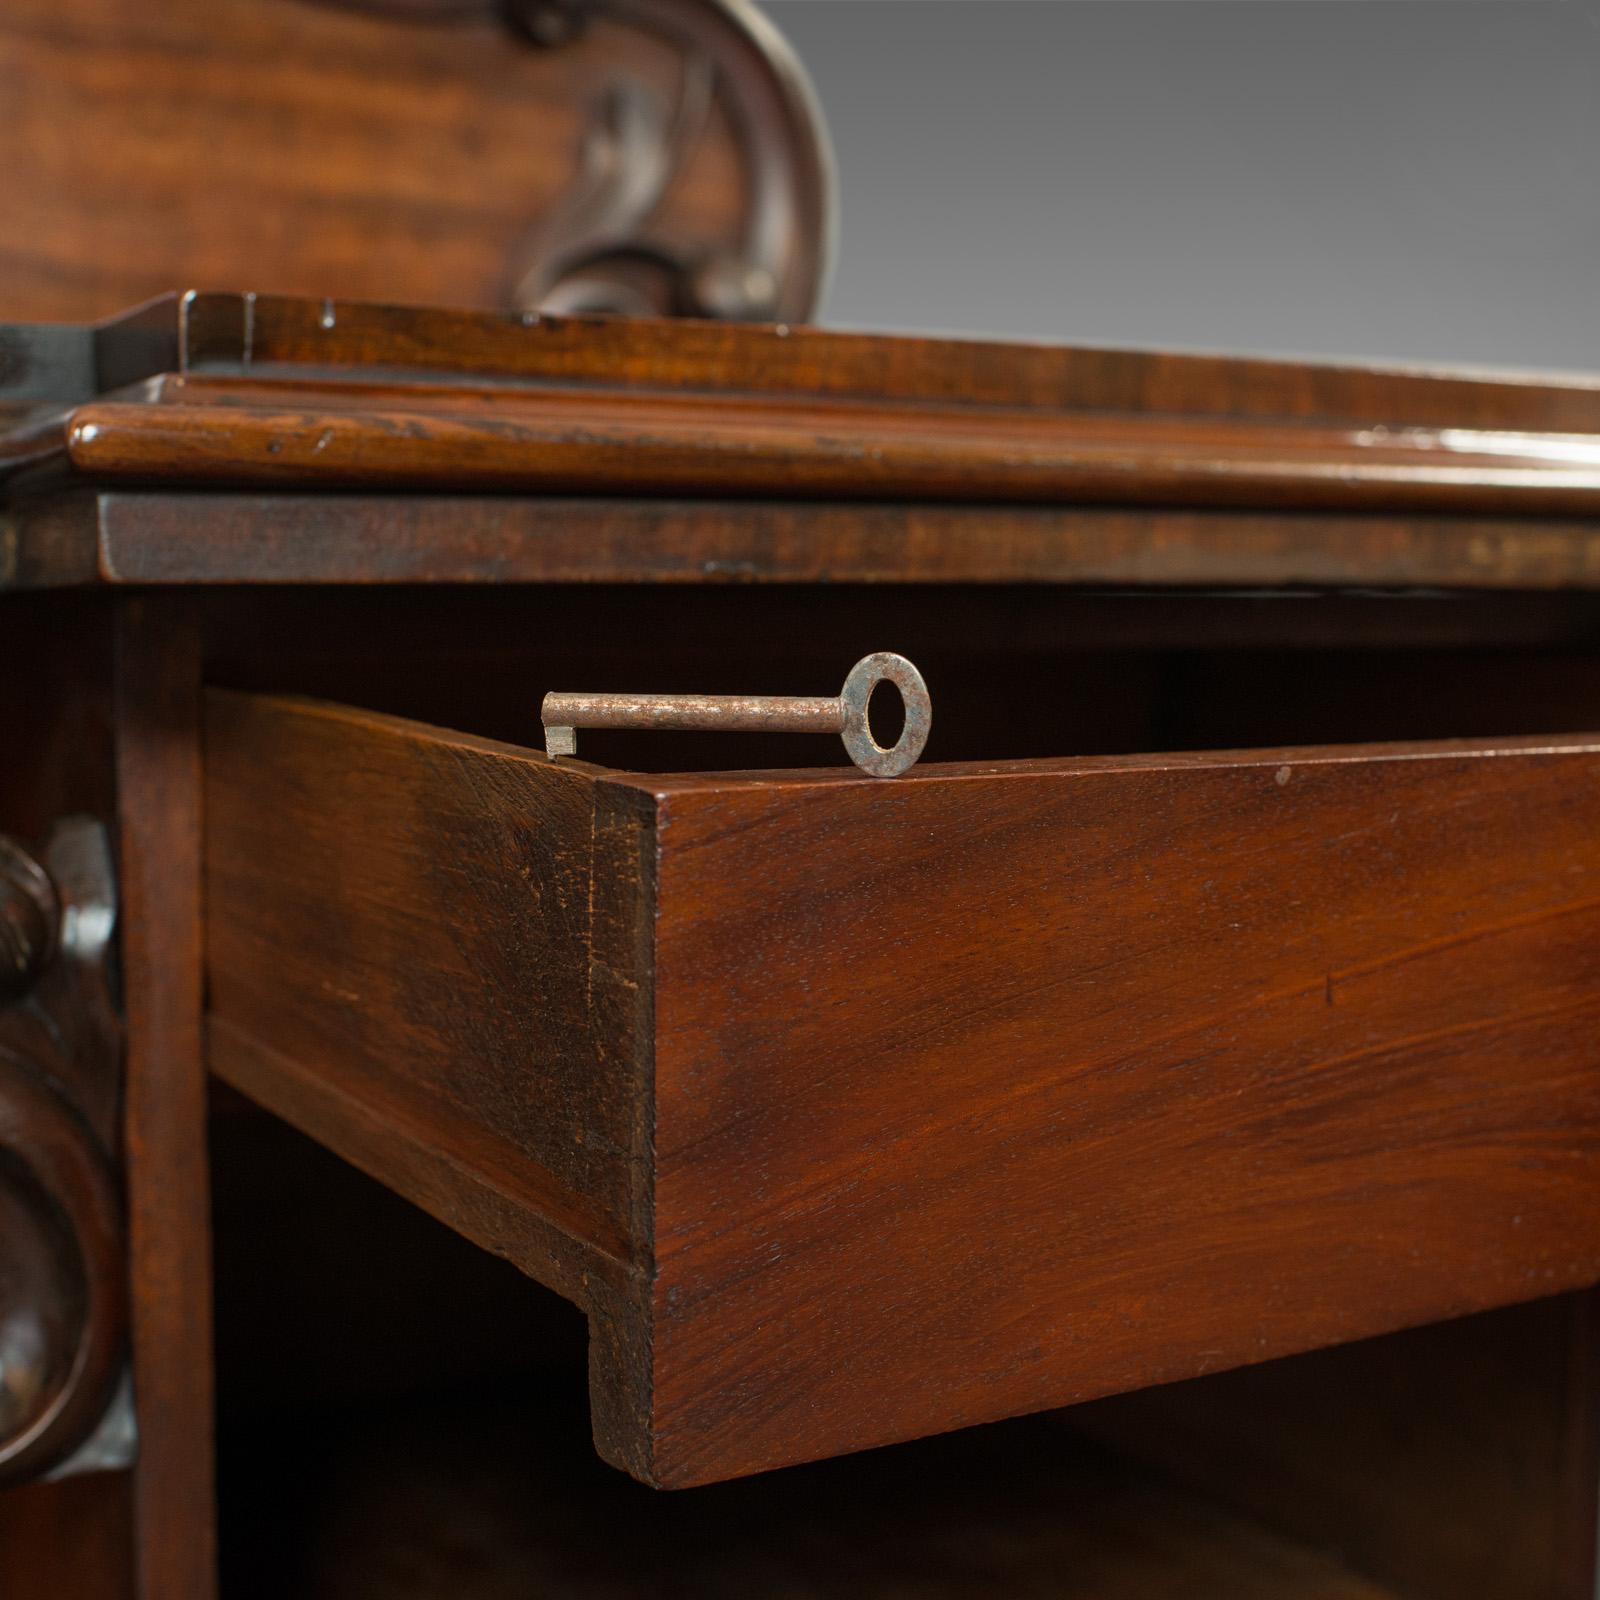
[197,581,1600,1586]
[201,678,1600,1486]
[202,584,1600,771]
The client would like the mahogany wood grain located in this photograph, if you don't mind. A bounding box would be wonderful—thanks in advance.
[17,289,1598,427]
[203,694,1600,1487]
[202,693,657,1475]
[114,599,216,1599]
[22,490,1600,594]
[643,738,1600,1483]
[0,4,744,322]
[45,393,1600,516]
[15,297,1600,592]
[147,292,1600,434]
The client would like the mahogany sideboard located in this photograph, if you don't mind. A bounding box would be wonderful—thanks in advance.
[7,2,1600,1597]
[3,291,1600,1598]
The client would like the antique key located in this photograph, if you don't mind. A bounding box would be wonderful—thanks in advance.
[542,652,931,777]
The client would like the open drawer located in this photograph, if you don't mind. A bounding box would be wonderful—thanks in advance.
[202,692,1600,1489]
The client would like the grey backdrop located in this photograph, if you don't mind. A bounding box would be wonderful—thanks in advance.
[765,0,1600,370]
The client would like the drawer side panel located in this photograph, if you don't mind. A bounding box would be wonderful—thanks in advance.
[650,739,1600,1485]
[203,692,650,1300]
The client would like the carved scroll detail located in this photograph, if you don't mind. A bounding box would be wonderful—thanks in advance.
[313,0,836,321]
[505,57,718,316]
[504,0,837,321]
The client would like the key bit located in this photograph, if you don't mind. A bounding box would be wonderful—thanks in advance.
[542,653,932,778]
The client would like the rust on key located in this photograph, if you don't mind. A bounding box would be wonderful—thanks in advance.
[542,653,931,777]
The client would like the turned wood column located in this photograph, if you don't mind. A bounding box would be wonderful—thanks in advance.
[0,827,124,1486]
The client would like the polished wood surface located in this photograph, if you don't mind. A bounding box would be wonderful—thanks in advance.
[202,692,656,1477]
[0,809,127,1488]
[50,291,1600,428]
[46,385,1600,515]
[0,3,754,322]
[203,692,1600,1487]
[11,295,1600,592]
[643,734,1600,1485]
[20,491,1600,592]
[8,0,1600,1583]
[0,601,136,1597]
[203,695,639,1289]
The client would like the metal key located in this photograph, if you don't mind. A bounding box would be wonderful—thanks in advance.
[542,652,932,777]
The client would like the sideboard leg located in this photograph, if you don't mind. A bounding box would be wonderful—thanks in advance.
[115,597,216,1600]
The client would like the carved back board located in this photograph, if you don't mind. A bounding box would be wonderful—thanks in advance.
[0,0,833,323]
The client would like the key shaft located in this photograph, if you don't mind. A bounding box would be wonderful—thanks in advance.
[542,653,931,778]
[541,692,844,736]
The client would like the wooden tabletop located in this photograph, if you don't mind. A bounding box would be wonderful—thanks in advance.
[8,291,1600,591]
